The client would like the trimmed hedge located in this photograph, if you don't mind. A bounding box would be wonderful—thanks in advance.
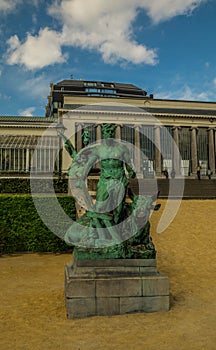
[0,195,76,254]
[0,178,68,194]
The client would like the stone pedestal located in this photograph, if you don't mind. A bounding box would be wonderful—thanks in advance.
[65,256,170,319]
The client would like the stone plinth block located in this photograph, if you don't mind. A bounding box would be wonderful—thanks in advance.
[65,256,170,319]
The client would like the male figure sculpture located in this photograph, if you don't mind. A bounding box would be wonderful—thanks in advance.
[64,123,159,258]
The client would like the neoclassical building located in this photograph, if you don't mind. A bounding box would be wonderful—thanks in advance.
[1,79,216,178]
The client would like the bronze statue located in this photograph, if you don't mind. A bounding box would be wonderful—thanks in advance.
[63,123,160,259]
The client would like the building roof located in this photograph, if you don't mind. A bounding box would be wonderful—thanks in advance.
[51,79,148,98]
[45,79,149,117]
[56,79,146,92]
[0,116,57,123]
[0,135,58,149]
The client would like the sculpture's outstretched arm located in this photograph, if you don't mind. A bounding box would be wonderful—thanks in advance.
[58,130,77,159]
[64,139,77,159]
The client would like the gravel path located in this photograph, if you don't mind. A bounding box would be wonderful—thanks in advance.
[0,200,216,350]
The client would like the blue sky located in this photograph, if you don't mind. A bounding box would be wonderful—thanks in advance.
[0,0,216,116]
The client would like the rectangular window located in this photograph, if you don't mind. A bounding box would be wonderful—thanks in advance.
[84,82,97,87]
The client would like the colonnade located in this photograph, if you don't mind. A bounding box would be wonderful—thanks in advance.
[2,124,214,176]
[0,135,59,173]
[0,147,59,173]
[0,148,29,172]
[75,123,216,177]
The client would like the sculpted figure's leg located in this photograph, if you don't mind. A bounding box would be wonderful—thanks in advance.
[95,179,111,213]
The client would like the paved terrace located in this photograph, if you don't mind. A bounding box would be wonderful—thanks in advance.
[129,178,216,199]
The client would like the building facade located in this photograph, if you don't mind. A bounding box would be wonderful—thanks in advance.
[1,79,216,178]
[0,116,59,175]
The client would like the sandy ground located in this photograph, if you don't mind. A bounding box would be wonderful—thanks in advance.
[0,200,216,350]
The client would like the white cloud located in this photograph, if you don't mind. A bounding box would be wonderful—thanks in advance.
[139,0,207,24]
[32,13,37,25]
[48,0,158,65]
[6,28,67,69]
[213,78,216,86]
[156,85,213,101]
[19,74,51,99]
[0,0,40,13]
[5,0,207,69]
[19,107,36,116]
[0,92,11,101]
[0,0,21,13]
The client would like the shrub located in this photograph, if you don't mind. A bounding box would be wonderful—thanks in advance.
[0,178,68,194]
[0,195,76,254]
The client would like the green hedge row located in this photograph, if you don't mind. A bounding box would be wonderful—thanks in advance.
[0,178,68,194]
[0,195,76,254]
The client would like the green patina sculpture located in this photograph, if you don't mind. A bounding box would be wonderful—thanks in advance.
[82,130,90,146]
[62,123,160,259]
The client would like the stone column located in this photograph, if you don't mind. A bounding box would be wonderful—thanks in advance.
[18,148,21,171]
[154,126,162,176]
[190,127,198,174]
[134,125,142,176]
[172,126,180,176]
[8,149,12,171]
[26,148,30,172]
[96,124,102,143]
[76,123,83,152]
[115,125,121,140]
[95,124,102,169]
[208,128,215,173]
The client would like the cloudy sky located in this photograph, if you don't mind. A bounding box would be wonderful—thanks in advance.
[0,0,216,116]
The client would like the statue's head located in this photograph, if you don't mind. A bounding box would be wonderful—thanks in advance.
[101,123,116,139]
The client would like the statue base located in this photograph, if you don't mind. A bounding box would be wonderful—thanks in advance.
[65,256,170,319]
